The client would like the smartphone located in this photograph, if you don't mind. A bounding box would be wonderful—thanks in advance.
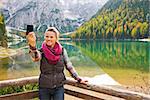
[26,25,33,35]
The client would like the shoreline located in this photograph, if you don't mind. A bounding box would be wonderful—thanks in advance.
[108,84,150,95]
[69,38,150,42]
[124,85,150,95]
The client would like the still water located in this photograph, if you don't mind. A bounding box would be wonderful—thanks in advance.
[0,40,149,88]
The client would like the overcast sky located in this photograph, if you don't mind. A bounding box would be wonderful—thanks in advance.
[59,0,108,5]
[0,0,109,9]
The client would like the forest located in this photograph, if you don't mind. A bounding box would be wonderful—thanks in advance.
[0,13,7,47]
[71,0,149,39]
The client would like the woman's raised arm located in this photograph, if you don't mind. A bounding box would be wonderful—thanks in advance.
[26,32,41,62]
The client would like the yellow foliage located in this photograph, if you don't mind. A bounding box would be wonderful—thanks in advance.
[0,15,4,24]
[136,22,142,28]
[131,27,137,38]
[110,27,113,33]
[114,28,118,37]
[106,28,109,36]
[118,26,121,33]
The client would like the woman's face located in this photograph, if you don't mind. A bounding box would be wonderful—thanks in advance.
[44,31,57,47]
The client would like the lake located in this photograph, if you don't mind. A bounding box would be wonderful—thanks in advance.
[0,39,149,91]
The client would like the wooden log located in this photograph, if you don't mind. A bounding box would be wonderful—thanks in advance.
[0,90,38,100]
[0,76,38,88]
[65,78,150,100]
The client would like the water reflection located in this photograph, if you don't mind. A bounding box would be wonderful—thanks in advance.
[0,41,108,83]
[74,40,149,72]
[73,40,150,90]
[0,40,149,88]
[0,46,40,80]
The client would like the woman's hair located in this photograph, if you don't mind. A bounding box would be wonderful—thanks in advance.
[45,27,60,40]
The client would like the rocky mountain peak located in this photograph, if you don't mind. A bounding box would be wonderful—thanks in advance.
[1,0,108,33]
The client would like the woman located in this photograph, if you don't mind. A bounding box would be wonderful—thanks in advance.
[26,27,88,100]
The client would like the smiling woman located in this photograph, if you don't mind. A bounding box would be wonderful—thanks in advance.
[26,27,88,100]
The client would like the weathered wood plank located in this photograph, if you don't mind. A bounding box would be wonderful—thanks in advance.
[65,94,84,100]
[64,85,125,100]
[65,88,103,100]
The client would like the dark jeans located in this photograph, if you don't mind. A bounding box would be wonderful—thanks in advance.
[39,86,64,100]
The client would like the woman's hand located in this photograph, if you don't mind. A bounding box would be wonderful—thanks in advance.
[26,32,36,47]
[77,77,88,85]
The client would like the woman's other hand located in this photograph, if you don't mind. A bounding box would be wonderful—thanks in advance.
[26,32,36,47]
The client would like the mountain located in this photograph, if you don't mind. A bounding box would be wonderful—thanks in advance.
[1,0,107,33]
[72,0,149,39]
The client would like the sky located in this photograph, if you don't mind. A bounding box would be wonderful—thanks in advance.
[0,0,8,8]
[0,0,109,8]
[59,0,108,5]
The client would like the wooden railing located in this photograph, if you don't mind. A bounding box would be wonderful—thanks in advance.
[0,76,150,100]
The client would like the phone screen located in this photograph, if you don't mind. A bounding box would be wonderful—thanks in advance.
[26,25,33,35]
